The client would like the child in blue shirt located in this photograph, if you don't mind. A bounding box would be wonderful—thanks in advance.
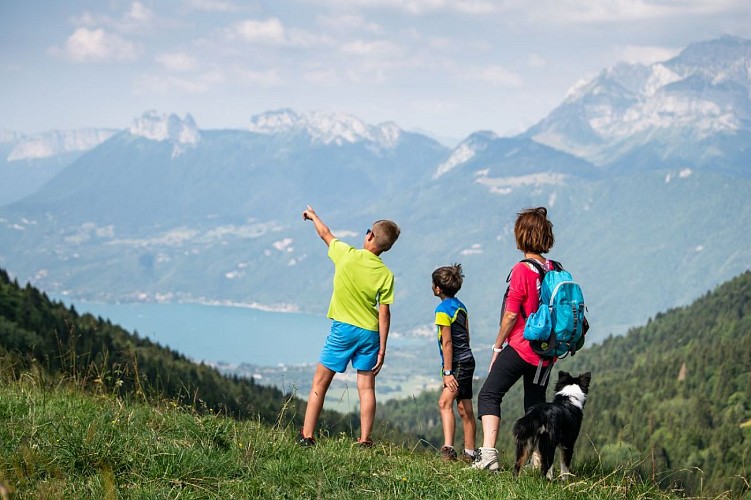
[432,263,476,461]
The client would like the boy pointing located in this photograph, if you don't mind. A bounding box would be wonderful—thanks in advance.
[297,205,400,447]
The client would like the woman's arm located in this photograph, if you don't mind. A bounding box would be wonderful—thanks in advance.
[488,310,518,371]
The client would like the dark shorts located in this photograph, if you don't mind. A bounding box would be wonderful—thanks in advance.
[451,357,476,401]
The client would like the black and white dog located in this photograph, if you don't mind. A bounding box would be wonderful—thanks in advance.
[512,370,592,480]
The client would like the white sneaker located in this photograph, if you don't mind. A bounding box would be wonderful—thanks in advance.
[470,447,499,471]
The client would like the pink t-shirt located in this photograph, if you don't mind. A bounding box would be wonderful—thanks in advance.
[503,259,554,367]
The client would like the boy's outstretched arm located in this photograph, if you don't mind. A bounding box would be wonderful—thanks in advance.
[302,205,334,246]
[372,304,390,376]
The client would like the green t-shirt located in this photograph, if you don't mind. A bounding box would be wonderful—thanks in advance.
[326,239,395,331]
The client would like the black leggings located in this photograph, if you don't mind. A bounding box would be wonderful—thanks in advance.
[476,346,549,420]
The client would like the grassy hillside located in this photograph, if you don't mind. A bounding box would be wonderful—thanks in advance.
[0,268,365,438]
[0,374,675,498]
[379,271,751,497]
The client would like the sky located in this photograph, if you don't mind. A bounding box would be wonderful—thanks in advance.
[1,1,749,145]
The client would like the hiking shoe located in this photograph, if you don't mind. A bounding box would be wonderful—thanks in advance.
[470,448,499,471]
[356,439,374,448]
[296,429,316,447]
[460,450,476,463]
[440,446,458,461]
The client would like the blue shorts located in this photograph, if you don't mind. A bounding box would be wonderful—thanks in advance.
[319,321,379,373]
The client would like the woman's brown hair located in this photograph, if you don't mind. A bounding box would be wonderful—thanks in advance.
[514,207,554,254]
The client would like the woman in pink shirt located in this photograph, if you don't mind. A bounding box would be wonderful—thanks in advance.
[471,207,556,471]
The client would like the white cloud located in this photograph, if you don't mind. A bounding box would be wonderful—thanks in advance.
[521,0,751,25]
[235,67,284,86]
[303,68,341,85]
[63,28,139,62]
[72,1,155,33]
[462,65,524,88]
[134,71,225,94]
[308,0,748,27]
[125,1,153,25]
[286,28,335,48]
[308,0,502,16]
[156,52,199,72]
[227,18,286,44]
[272,238,294,252]
[460,243,483,255]
[225,17,332,48]
[340,39,402,58]
[618,45,681,65]
[317,14,384,35]
[527,53,547,69]
[185,0,241,12]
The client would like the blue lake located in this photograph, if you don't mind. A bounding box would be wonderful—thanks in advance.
[63,300,332,366]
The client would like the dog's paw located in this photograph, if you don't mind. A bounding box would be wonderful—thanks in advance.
[557,471,575,482]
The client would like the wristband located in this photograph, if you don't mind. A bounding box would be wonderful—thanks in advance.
[491,345,504,353]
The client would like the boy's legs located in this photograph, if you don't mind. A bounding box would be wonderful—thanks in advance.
[302,362,336,439]
[457,398,476,451]
[351,325,380,443]
[305,321,364,440]
[454,359,476,452]
[356,369,376,442]
[438,386,457,448]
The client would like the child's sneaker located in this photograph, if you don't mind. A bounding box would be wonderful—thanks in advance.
[296,429,316,447]
[356,439,374,448]
[470,447,499,471]
[460,450,476,463]
[440,445,458,461]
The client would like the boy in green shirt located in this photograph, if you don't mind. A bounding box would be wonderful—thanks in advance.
[298,205,400,447]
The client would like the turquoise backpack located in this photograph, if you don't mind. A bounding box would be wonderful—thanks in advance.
[521,259,588,384]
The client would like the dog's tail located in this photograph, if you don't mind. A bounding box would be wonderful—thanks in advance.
[513,435,533,477]
[513,417,540,477]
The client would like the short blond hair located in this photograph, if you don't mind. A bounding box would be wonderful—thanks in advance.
[372,219,400,252]
[514,207,554,254]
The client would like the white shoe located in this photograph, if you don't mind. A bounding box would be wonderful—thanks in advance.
[470,447,499,471]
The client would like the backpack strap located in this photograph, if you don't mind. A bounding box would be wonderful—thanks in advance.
[501,260,539,320]
[519,259,546,320]
[521,258,547,276]
[533,359,553,386]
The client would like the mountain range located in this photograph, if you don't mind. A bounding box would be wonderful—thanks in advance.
[1,36,749,365]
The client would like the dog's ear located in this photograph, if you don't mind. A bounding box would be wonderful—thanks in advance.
[578,372,592,392]
[554,370,571,392]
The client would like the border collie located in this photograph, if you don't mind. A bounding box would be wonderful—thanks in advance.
[512,370,592,480]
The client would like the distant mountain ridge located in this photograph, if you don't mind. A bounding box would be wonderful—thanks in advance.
[6,128,118,161]
[248,109,402,149]
[0,36,749,372]
[526,36,751,172]
[128,111,200,157]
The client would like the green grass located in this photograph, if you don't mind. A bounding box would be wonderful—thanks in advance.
[0,375,691,500]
